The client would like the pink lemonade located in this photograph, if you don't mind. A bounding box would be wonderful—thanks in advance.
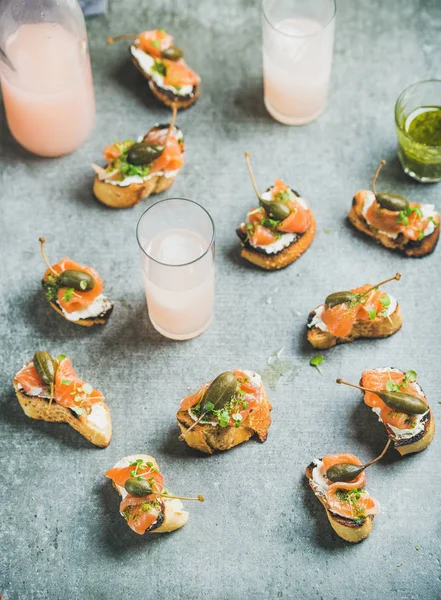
[263,17,335,125]
[141,229,214,340]
[1,22,95,157]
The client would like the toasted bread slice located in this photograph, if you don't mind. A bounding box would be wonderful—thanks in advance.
[111,455,189,533]
[13,380,112,447]
[93,172,175,209]
[44,291,113,327]
[305,462,374,543]
[177,384,272,455]
[237,212,316,270]
[393,410,435,455]
[360,369,435,455]
[348,190,440,257]
[131,50,199,109]
[307,303,403,350]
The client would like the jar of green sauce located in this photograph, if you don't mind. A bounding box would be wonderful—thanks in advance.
[395,80,441,183]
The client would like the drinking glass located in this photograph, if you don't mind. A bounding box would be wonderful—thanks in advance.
[395,80,441,183]
[262,0,336,125]
[0,0,95,157]
[137,198,215,341]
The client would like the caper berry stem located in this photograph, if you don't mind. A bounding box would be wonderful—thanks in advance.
[244,152,263,202]
[156,493,205,502]
[358,272,401,299]
[39,237,58,277]
[363,439,391,468]
[106,34,138,45]
[371,159,386,196]
[164,103,178,147]
[179,411,207,439]
[336,378,373,393]
[48,382,54,409]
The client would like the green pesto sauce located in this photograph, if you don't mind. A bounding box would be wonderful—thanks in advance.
[406,107,441,146]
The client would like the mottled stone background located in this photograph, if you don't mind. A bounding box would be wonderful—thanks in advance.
[1,0,440,599]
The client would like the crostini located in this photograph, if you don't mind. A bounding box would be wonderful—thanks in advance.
[92,106,184,209]
[338,368,435,456]
[177,370,272,454]
[105,454,204,535]
[349,160,440,257]
[306,452,380,543]
[107,29,200,109]
[39,238,113,326]
[307,273,402,350]
[236,153,316,270]
[13,352,112,447]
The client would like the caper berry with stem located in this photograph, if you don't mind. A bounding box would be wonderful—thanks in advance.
[324,273,401,308]
[371,160,410,212]
[336,378,428,415]
[325,439,391,483]
[244,152,293,223]
[124,476,204,502]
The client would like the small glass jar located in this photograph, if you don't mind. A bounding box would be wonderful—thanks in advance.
[395,80,441,183]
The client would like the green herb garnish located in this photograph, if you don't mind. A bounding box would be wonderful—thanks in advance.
[62,288,75,302]
[310,355,324,374]
[151,60,166,76]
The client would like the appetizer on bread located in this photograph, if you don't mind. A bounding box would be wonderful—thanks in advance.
[338,368,435,456]
[177,370,272,454]
[13,351,112,447]
[236,153,316,270]
[39,237,113,327]
[306,451,381,543]
[349,160,440,257]
[105,455,204,535]
[107,29,200,109]
[307,273,402,350]
[92,106,184,208]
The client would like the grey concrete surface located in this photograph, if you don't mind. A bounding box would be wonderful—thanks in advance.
[1,0,441,599]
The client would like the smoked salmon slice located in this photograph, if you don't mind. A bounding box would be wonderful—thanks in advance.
[105,464,164,491]
[15,357,104,411]
[44,258,103,314]
[277,201,311,233]
[321,285,392,337]
[163,59,200,87]
[250,225,278,247]
[54,358,103,409]
[326,485,379,520]
[321,453,366,488]
[138,29,173,58]
[361,369,427,430]
[150,137,184,174]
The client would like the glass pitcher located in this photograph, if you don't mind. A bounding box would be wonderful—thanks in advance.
[0,0,95,157]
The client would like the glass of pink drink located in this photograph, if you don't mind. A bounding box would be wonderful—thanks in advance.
[137,199,215,341]
[0,0,95,157]
[262,0,336,125]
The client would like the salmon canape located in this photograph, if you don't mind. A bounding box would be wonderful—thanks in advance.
[338,369,435,456]
[307,273,402,350]
[177,370,272,454]
[107,28,200,109]
[39,238,113,326]
[236,154,316,270]
[13,352,112,447]
[92,106,184,208]
[349,160,440,257]
[306,452,380,543]
[105,454,204,535]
